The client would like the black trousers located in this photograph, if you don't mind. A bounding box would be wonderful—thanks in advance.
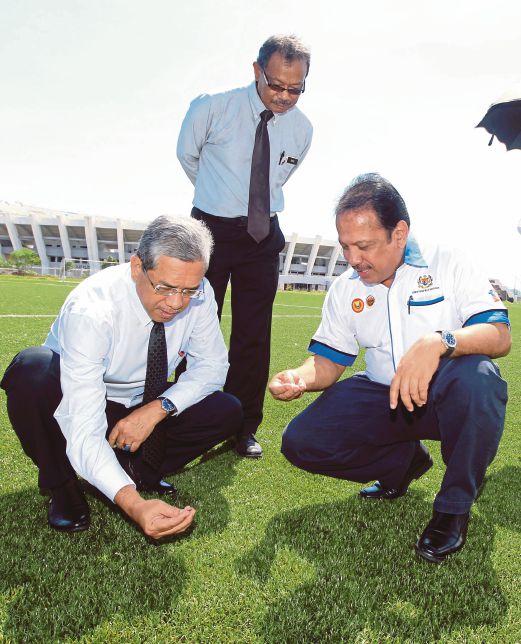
[192,208,286,437]
[1,347,243,491]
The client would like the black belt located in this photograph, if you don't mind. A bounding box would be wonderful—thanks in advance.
[192,207,247,226]
[191,207,276,227]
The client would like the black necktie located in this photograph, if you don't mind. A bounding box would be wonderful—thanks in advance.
[142,321,168,471]
[247,109,274,243]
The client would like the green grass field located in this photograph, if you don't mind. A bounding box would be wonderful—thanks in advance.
[0,274,520,643]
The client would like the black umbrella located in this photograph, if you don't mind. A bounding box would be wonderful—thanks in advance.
[476,95,521,150]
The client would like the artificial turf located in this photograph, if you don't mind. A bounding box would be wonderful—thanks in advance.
[0,275,519,642]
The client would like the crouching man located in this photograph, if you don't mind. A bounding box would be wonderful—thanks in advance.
[269,174,510,562]
[1,215,242,539]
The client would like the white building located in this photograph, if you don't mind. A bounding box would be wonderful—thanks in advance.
[0,202,348,290]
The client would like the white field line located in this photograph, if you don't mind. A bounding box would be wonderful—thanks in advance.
[0,313,321,319]
[222,299,322,310]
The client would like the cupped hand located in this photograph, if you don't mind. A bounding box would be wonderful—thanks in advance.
[269,370,306,401]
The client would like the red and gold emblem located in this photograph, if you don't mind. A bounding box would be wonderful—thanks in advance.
[417,275,433,289]
[366,295,375,307]
[352,298,364,313]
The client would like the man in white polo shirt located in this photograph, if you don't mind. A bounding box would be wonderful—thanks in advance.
[269,173,511,563]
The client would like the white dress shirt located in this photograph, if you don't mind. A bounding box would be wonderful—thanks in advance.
[310,238,509,385]
[44,263,228,501]
[176,82,313,217]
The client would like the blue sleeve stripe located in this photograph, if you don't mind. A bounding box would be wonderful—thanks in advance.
[463,309,510,328]
[308,340,357,366]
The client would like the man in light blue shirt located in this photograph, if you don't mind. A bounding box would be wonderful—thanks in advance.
[177,34,313,458]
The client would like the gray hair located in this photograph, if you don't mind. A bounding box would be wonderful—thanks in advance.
[137,215,213,271]
[257,34,311,76]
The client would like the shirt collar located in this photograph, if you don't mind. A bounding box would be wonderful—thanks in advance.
[348,235,428,281]
[247,81,286,124]
[403,236,428,268]
[124,263,154,327]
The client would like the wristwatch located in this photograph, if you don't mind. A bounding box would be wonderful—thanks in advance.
[436,330,457,358]
[158,397,177,416]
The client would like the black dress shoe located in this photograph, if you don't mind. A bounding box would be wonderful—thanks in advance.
[137,478,177,496]
[48,479,90,533]
[360,443,433,500]
[117,452,177,496]
[415,510,470,563]
[236,433,263,458]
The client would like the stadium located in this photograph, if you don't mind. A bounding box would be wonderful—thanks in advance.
[0,201,349,290]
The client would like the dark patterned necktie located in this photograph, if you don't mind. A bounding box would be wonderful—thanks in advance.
[247,109,274,243]
[142,321,168,471]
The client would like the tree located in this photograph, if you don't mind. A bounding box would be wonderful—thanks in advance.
[9,248,41,274]
[102,255,118,269]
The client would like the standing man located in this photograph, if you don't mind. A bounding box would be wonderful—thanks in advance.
[177,34,313,457]
[269,174,510,562]
[1,216,242,539]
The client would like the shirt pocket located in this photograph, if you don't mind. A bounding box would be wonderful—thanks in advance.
[407,294,445,313]
[273,154,298,187]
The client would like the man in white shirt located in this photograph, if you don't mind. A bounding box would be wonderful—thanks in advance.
[269,173,511,563]
[1,216,242,539]
[177,34,313,458]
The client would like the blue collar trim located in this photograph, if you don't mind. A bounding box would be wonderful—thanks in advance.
[404,237,428,268]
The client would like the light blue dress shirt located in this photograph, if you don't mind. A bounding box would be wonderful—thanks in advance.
[177,82,313,217]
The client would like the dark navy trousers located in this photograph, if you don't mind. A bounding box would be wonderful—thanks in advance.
[1,347,243,491]
[281,356,508,514]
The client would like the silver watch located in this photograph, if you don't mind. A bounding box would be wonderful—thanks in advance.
[436,330,457,358]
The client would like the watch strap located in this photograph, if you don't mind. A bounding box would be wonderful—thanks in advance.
[435,330,456,358]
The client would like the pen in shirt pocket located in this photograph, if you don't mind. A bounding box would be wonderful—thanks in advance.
[279,151,286,165]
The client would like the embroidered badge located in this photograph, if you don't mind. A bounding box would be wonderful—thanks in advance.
[366,295,375,307]
[417,275,433,289]
[287,157,298,165]
[352,298,364,313]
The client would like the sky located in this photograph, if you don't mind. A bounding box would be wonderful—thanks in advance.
[1,0,521,286]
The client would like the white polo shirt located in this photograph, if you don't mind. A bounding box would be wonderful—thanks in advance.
[309,238,509,386]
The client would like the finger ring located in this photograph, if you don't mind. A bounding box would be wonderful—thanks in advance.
[123,444,131,452]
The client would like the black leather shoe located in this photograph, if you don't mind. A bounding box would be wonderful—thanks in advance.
[137,478,177,496]
[48,479,90,533]
[360,443,433,500]
[415,510,470,563]
[117,452,177,496]
[236,433,263,458]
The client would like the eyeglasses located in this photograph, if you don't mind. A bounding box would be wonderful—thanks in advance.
[261,69,305,96]
[142,266,202,299]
